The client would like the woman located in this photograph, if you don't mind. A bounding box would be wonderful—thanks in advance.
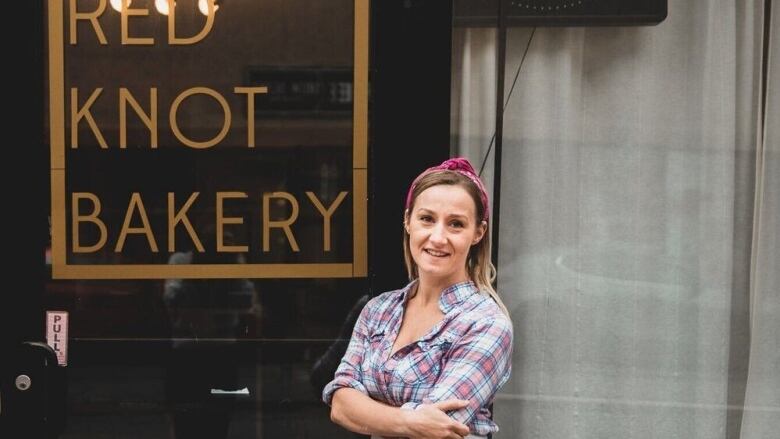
[322,158,513,439]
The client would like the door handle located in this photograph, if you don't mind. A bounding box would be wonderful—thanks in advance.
[0,341,66,438]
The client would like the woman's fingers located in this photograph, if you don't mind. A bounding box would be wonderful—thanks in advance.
[406,402,472,439]
[430,399,470,436]
[452,420,471,437]
[430,398,470,412]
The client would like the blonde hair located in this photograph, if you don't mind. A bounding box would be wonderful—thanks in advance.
[403,170,510,317]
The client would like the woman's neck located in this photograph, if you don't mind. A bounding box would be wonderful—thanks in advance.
[414,274,470,308]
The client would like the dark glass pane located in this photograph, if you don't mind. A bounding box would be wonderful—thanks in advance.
[45,1,367,437]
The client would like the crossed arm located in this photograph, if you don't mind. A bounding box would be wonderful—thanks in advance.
[324,301,513,439]
[331,388,470,439]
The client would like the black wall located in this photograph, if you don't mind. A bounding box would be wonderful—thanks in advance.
[369,0,453,295]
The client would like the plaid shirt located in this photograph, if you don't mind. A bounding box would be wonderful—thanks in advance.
[322,280,513,436]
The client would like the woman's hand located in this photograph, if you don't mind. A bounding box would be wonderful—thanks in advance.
[402,399,472,439]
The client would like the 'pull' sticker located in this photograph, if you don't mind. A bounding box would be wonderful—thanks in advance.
[46,311,69,366]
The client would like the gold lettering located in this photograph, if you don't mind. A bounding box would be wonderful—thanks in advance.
[234,87,268,148]
[306,191,348,252]
[170,87,231,149]
[168,192,204,252]
[263,192,300,252]
[119,88,158,148]
[69,0,107,45]
[169,0,215,45]
[121,0,153,45]
[72,192,108,253]
[216,192,249,252]
[71,88,108,149]
[115,193,159,252]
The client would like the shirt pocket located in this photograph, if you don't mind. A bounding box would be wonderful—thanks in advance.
[398,339,452,385]
[361,331,385,373]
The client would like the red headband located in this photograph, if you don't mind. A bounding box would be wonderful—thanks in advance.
[405,157,490,221]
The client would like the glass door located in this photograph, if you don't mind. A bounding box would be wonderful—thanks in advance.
[1,1,453,438]
[44,1,369,437]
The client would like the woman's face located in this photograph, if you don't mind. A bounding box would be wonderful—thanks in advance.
[405,184,486,286]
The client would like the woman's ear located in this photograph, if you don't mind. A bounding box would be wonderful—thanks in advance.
[472,220,487,245]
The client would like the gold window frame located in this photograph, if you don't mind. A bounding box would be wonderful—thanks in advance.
[47,0,368,279]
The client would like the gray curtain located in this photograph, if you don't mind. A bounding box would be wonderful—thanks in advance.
[450,27,498,202]
[450,1,779,438]
[741,2,780,438]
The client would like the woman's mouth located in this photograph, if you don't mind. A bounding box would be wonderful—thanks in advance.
[423,249,449,257]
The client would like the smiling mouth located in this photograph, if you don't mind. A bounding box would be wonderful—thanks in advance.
[424,249,450,257]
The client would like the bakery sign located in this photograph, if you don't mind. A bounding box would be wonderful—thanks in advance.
[47,0,368,279]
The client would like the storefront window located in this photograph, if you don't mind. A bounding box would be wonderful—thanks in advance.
[44,1,368,436]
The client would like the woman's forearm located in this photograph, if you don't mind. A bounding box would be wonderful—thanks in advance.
[330,388,411,437]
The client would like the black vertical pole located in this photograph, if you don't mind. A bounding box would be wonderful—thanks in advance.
[488,7,507,433]
[491,0,507,280]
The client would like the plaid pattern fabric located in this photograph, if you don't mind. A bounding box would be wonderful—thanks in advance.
[323,280,513,436]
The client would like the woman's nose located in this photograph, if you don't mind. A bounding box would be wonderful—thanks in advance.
[429,222,447,243]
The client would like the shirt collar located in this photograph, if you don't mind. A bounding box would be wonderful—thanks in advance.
[400,279,479,314]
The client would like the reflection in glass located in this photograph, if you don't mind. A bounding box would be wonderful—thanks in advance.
[47,1,365,437]
[163,229,258,438]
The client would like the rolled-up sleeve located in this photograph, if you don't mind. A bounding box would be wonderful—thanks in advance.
[421,316,513,426]
[321,300,373,405]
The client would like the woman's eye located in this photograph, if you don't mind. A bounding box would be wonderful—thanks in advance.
[419,215,433,222]
[450,221,464,228]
